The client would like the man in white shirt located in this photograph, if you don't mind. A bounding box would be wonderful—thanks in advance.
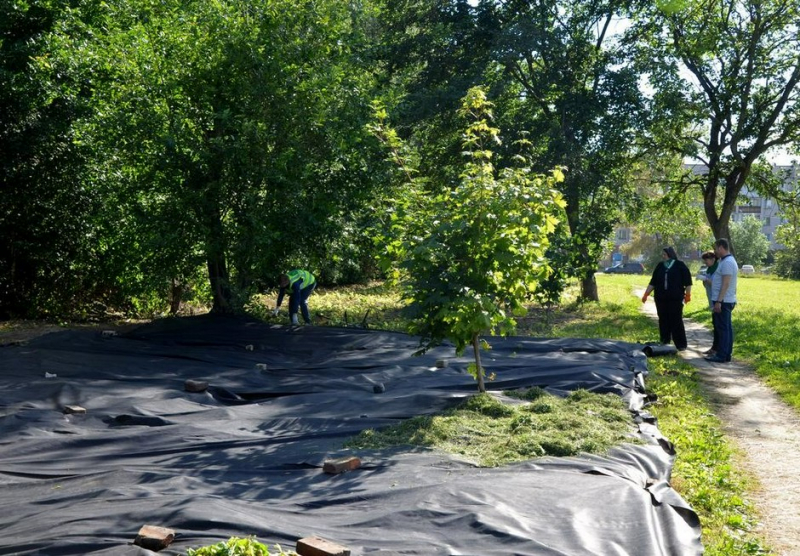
[706,238,738,363]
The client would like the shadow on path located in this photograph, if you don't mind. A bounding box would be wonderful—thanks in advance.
[638,291,800,556]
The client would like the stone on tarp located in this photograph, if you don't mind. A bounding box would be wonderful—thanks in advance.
[133,525,175,551]
[184,379,209,393]
[63,405,86,415]
[296,536,350,556]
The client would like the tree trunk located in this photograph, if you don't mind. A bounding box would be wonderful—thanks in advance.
[205,206,233,314]
[580,271,598,302]
[472,333,486,393]
[169,278,183,315]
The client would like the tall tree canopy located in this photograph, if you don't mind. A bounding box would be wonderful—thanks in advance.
[0,1,100,317]
[38,0,383,313]
[639,0,800,241]
[376,0,651,301]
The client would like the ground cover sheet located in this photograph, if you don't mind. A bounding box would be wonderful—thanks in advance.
[0,315,701,555]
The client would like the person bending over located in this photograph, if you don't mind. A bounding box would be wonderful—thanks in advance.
[274,269,316,325]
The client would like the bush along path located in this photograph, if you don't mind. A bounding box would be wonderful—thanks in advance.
[640,294,800,555]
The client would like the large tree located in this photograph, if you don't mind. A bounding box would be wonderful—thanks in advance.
[484,0,648,301]
[0,1,101,317]
[639,0,800,242]
[376,0,650,301]
[60,0,381,313]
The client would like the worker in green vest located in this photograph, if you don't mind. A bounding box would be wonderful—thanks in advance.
[273,269,317,325]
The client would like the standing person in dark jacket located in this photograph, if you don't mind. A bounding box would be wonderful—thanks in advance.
[273,269,317,325]
[641,247,693,350]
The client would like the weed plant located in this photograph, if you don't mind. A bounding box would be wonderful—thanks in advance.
[186,536,293,555]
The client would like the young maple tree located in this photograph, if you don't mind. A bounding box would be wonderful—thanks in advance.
[372,87,565,392]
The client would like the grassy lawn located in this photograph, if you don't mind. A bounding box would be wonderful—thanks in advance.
[298,275,782,555]
[684,273,800,409]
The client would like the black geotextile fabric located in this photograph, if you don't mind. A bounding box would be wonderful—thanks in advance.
[0,315,702,555]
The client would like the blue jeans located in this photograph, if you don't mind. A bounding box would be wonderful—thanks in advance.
[289,282,316,324]
[712,302,735,360]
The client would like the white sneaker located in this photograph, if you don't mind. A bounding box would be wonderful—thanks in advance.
[290,315,299,325]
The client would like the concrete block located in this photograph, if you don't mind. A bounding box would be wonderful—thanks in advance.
[435,359,448,368]
[323,456,361,475]
[255,363,268,371]
[184,379,208,393]
[63,405,86,415]
[101,330,118,338]
[133,524,175,551]
[296,536,350,556]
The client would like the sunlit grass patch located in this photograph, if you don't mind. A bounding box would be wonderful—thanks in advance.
[684,274,800,413]
[345,390,639,467]
[248,281,407,331]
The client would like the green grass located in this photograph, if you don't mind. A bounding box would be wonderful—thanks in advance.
[684,274,800,409]
[248,282,408,331]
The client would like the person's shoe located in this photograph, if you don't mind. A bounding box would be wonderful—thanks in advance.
[677,346,687,351]
[705,355,728,363]
[703,348,716,356]
[290,315,299,325]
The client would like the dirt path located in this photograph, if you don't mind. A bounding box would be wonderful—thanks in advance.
[640,296,800,556]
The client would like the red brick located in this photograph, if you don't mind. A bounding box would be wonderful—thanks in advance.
[322,456,361,475]
[133,525,175,551]
[296,536,350,556]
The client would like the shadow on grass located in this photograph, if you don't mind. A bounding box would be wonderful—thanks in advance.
[518,303,658,346]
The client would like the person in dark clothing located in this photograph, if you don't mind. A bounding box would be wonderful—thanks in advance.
[641,247,693,350]
[273,269,317,325]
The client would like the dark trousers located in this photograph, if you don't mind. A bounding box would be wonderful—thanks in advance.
[289,282,316,323]
[712,302,735,361]
[654,297,687,349]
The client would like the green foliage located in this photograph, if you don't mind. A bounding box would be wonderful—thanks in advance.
[11,0,384,318]
[640,0,800,242]
[729,216,769,267]
[346,391,637,467]
[0,1,100,318]
[774,200,800,279]
[186,536,292,556]
[371,87,565,391]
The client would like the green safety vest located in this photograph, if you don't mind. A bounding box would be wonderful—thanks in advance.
[287,269,315,288]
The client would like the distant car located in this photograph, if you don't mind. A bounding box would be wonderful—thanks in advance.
[741,264,755,275]
[604,262,646,274]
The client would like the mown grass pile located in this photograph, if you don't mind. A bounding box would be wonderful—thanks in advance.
[346,389,638,466]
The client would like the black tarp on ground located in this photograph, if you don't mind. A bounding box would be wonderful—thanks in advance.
[0,315,701,555]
